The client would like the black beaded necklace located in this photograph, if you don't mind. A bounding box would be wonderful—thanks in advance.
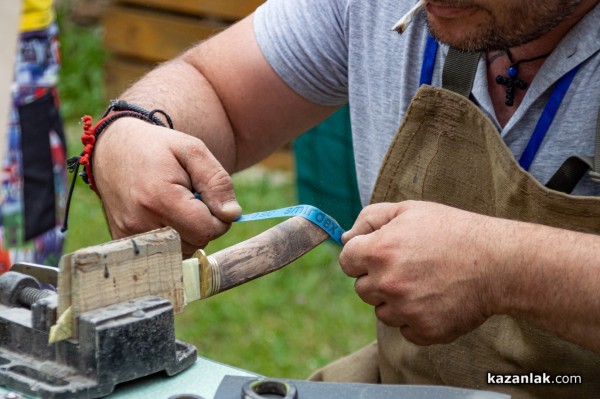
[495,49,551,106]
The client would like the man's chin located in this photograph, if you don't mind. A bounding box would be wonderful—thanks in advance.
[426,20,501,52]
[425,9,502,52]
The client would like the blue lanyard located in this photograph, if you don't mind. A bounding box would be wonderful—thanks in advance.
[419,35,580,171]
[419,35,439,86]
[518,65,579,170]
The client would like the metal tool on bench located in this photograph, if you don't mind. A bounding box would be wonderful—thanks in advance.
[217,376,512,399]
[0,268,197,399]
[0,216,330,399]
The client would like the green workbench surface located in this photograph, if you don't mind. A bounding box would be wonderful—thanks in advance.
[0,356,257,399]
[107,356,257,399]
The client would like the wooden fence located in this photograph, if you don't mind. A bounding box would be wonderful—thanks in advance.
[101,0,292,169]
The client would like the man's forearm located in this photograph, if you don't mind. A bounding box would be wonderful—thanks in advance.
[113,15,338,173]
[117,57,238,171]
[493,220,600,352]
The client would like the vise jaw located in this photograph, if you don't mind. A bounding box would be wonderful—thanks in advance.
[0,269,196,399]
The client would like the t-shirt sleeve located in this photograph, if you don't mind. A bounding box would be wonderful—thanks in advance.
[254,0,350,106]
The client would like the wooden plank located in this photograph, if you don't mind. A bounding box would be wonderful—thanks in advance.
[105,57,154,99]
[0,2,21,172]
[57,253,74,318]
[103,5,226,63]
[69,228,185,326]
[116,0,265,21]
[71,0,111,25]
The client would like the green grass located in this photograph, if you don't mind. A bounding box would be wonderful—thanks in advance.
[57,4,108,122]
[58,10,375,379]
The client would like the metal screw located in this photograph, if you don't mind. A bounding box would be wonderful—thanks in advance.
[4,392,22,399]
[18,287,53,308]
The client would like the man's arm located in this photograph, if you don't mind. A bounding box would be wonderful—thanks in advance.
[339,201,600,352]
[93,15,338,255]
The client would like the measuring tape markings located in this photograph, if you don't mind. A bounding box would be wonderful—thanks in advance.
[235,205,344,245]
[195,194,344,245]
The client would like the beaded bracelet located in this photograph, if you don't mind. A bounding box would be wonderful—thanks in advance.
[62,101,174,232]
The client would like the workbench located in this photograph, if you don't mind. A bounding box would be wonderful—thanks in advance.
[105,357,255,399]
[0,356,512,399]
[0,357,255,399]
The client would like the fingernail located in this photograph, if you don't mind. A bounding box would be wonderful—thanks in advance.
[222,200,242,216]
[341,232,349,244]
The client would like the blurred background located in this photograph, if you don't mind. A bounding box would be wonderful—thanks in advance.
[57,0,374,380]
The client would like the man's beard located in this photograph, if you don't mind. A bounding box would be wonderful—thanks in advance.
[426,0,584,51]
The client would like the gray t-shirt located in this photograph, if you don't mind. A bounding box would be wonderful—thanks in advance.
[254,0,600,204]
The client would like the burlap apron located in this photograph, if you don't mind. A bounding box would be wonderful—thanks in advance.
[311,85,600,398]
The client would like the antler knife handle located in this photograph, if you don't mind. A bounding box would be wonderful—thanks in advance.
[195,216,329,298]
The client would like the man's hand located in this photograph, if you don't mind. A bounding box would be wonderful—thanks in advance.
[93,117,242,257]
[339,201,499,345]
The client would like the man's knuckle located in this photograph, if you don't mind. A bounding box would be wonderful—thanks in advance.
[204,168,234,193]
[118,215,144,235]
[376,277,396,296]
[339,239,354,257]
[374,306,393,325]
[401,302,423,321]
[339,239,359,265]
[182,137,208,158]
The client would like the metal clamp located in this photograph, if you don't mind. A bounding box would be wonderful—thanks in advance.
[241,379,297,399]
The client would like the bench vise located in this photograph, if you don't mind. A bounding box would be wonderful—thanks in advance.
[0,268,196,399]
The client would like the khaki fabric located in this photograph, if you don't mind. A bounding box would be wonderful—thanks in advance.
[312,86,600,398]
[372,87,600,231]
[308,341,380,383]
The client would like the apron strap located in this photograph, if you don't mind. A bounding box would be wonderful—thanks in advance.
[546,109,600,193]
[440,45,598,193]
[442,47,481,98]
[592,108,600,182]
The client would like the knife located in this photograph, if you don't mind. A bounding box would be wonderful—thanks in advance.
[183,216,329,302]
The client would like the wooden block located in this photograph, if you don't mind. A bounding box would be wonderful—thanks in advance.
[105,57,154,99]
[57,253,73,318]
[181,258,200,304]
[0,2,21,171]
[103,5,226,63]
[116,0,265,21]
[66,228,184,331]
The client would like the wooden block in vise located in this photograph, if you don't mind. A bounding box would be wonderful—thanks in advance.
[56,228,184,340]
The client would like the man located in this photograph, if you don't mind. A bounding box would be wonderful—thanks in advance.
[89,0,600,397]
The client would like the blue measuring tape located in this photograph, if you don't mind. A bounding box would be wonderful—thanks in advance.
[195,194,345,245]
[235,205,345,245]
[420,35,580,171]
